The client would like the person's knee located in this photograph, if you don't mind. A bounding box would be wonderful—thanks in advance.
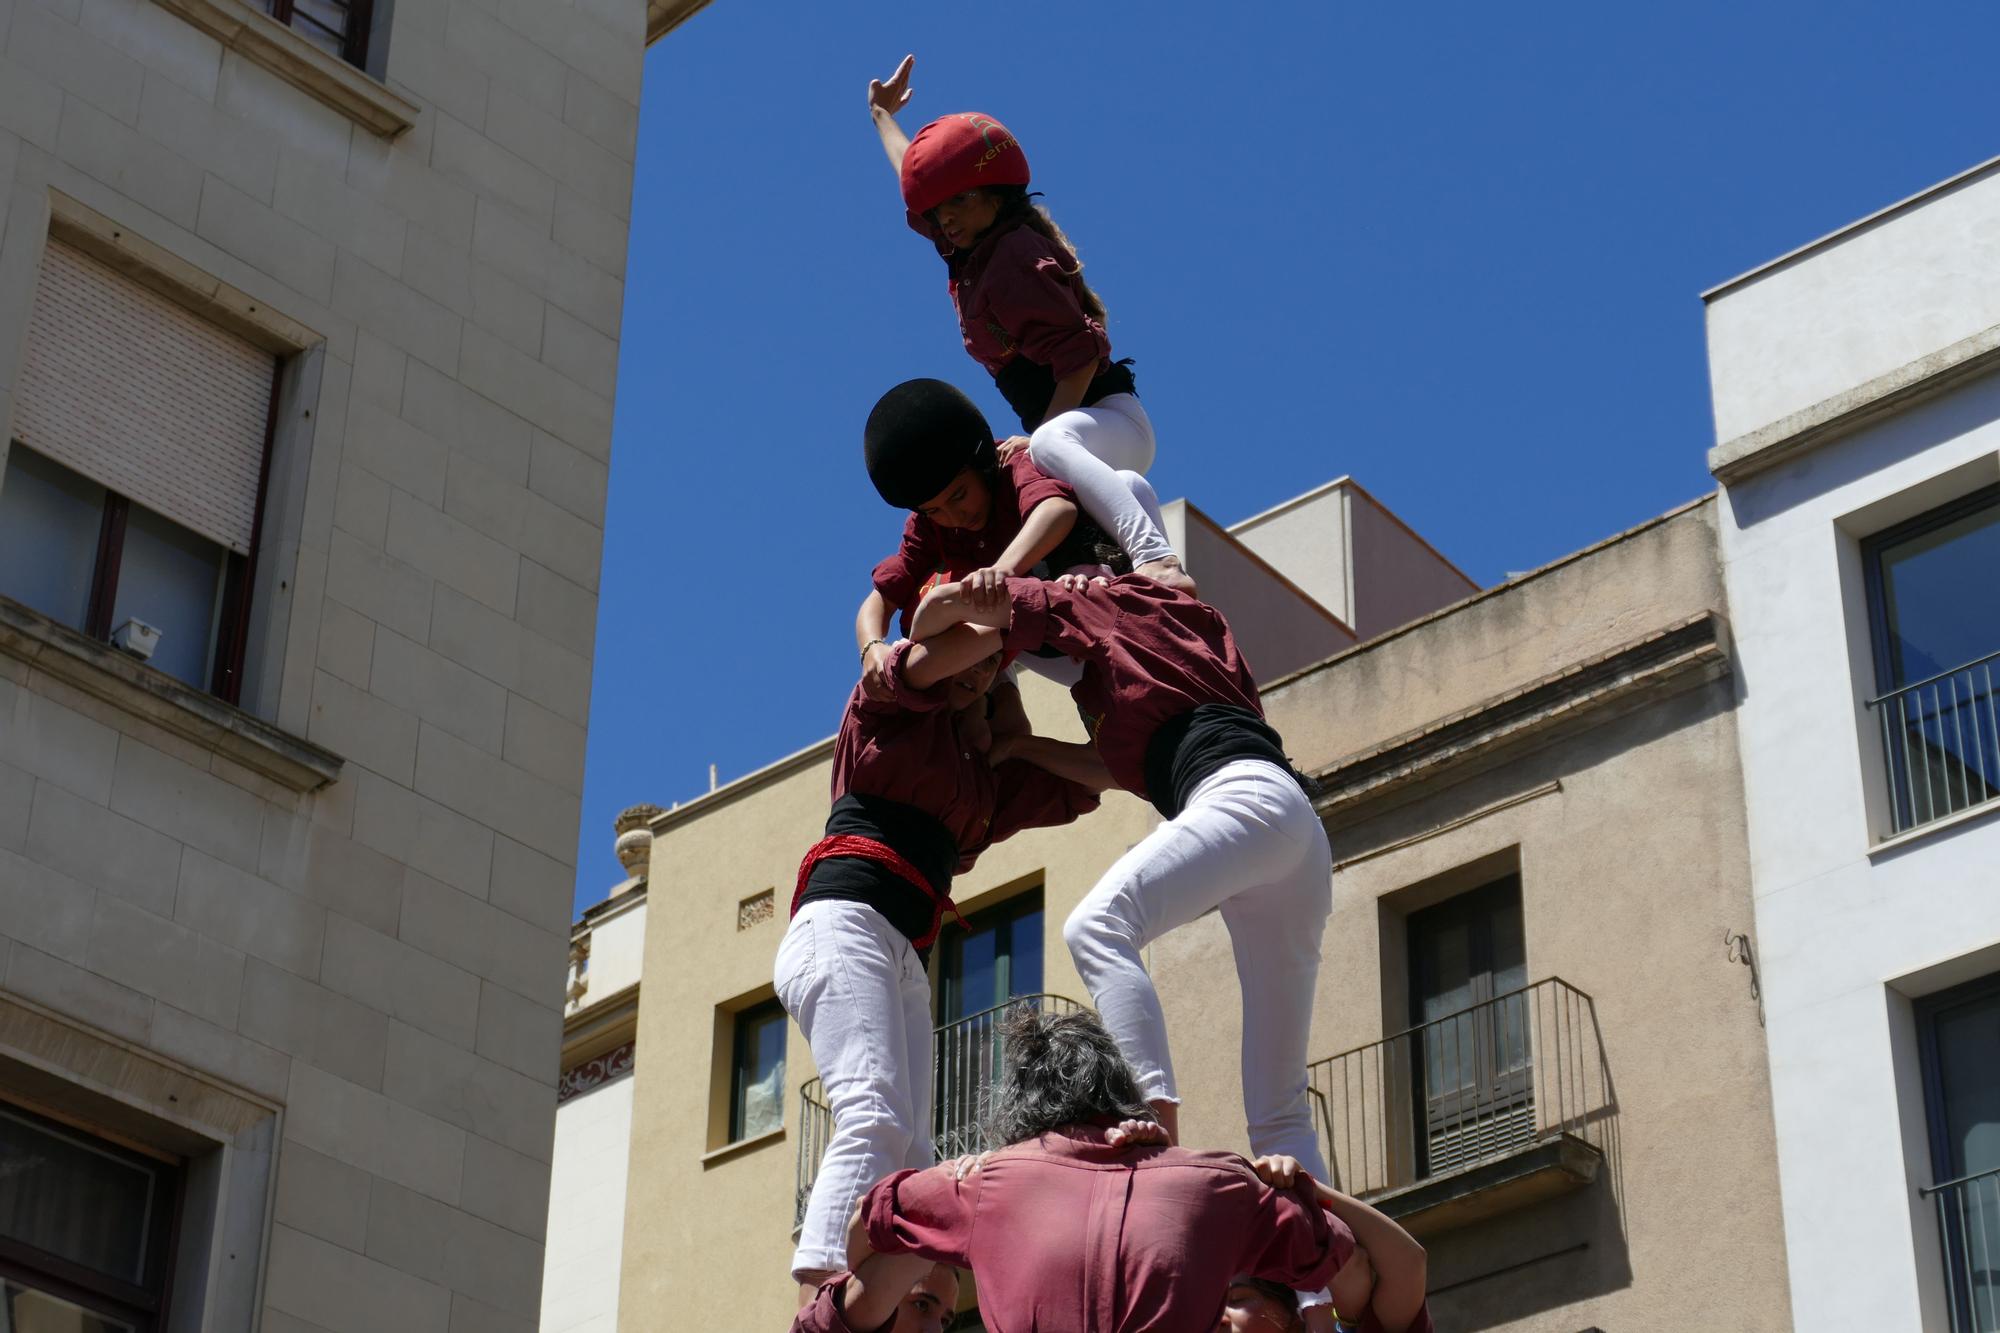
[1064,895,1138,967]
[1116,469,1160,510]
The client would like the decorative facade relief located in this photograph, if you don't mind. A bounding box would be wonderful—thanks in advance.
[558,1041,636,1105]
[737,889,775,931]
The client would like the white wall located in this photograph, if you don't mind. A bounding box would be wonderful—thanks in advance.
[1706,159,2000,444]
[1712,263,2000,1326]
[539,1073,637,1333]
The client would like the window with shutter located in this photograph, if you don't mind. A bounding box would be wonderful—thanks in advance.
[0,241,281,701]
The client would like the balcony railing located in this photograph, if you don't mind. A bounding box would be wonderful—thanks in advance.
[1923,1163,2000,1332]
[1307,977,1609,1204]
[795,993,1082,1230]
[1869,649,2000,835]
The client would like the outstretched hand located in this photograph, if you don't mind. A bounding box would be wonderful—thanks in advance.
[1106,1119,1170,1150]
[995,434,1031,464]
[1054,571,1112,594]
[868,54,914,116]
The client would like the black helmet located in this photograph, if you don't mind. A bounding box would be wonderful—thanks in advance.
[863,378,996,510]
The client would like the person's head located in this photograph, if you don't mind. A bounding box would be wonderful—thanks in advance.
[900,112,1029,223]
[1217,1277,1303,1332]
[989,1006,1152,1144]
[891,1264,960,1333]
[864,378,1000,526]
[946,648,1005,712]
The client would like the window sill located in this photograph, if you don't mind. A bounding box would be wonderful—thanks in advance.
[1867,796,2000,860]
[701,1125,785,1169]
[151,0,418,138]
[1366,1133,1604,1239]
[0,595,342,793]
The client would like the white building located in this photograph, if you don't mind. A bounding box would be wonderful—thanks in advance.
[1705,155,2000,1331]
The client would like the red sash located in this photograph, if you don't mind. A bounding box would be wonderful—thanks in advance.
[791,834,967,950]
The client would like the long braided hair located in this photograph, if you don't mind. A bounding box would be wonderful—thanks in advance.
[988,185,1109,325]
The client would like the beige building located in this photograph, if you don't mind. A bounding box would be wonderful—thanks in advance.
[602,486,1790,1329]
[0,0,706,1329]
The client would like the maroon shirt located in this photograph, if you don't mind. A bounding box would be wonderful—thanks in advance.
[861,1125,1354,1333]
[872,451,1076,616]
[833,641,1099,867]
[1001,575,1265,799]
[910,213,1112,383]
[790,1273,894,1333]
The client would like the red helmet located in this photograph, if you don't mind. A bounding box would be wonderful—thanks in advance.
[899,113,1031,216]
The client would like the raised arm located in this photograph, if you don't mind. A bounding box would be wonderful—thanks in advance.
[867,56,915,175]
[1253,1156,1427,1332]
[902,624,1007,689]
[855,590,895,700]
[909,580,1013,642]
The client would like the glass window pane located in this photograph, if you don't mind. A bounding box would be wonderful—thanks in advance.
[731,1003,785,1142]
[0,444,104,629]
[2,1279,135,1333]
[0,1109,161,1285]
[110,501,225,689]
[1005,906,1043,999]
[1934,989,2000,1179]
[1877,498,2000,685]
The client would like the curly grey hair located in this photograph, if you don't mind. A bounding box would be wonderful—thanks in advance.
[987,1005,1154,1144]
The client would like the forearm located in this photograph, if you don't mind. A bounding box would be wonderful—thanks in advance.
[871,108,910,174]
[856,590,892,654]
[910,582,1013,641]
[1004,735,1112,792]
[904,624,1005,689]
[1313,1182,1426,1320]
[1034,364,1096,428]
[992,499,1077,577]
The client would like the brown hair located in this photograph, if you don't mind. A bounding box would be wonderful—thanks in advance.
[990,186,1109,325]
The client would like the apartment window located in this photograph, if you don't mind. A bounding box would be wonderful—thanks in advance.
[0,1102,181,1332]
[1407,876,1532,1176]
[728,999,786,1143]
[1864,484,2000,834]
[256,0,377,67]
[938,891,1044,1025]
[1917,974,2000,1332]
[0,241,279,702]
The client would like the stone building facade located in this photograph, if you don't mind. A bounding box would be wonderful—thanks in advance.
[0,0,703,1328]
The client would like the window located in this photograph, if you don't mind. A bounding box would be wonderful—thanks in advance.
[935,892,1045,1157]
[1407,876,1532,1176]
[728,999,786,1144]
[0,1101,181,1332]
[0,241,279,702]
[1916,973,2000,1331]
[1864,484,2000,833]
[256,0,376,68]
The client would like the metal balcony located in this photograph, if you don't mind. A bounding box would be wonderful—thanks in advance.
[795,993,1083,1230]
[1868,649,2000,835]
[1307,977,1611,1237]
[1924,1163,2000,1332]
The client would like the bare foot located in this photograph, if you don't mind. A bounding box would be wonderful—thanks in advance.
[1135,556,1197,597]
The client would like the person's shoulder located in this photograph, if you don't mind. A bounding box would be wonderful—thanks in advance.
[1135,1145,1260,1177]
[988,220,1064,266]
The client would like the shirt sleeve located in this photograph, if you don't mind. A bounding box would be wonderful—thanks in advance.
[871,518,940,613]
[1001,576,1115,662]
[1355,1301,1435,1333]
[985,230,1109,381]
[984,759,1100,847]
[788,1276,871,1333]
[1005,453,1076,521]
[860,1166,979,1265]
[868,640,951,714]
[1238,1172,1356,1293]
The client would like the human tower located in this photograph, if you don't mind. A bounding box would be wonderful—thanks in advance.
[778,57,1432,1333]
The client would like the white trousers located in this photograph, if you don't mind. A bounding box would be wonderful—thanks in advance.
[1028,393,1178,569]
[1063,758,1333,1175]
[774,900,934,1279]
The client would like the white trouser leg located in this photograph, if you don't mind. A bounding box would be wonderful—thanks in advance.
[1027,394,1177,569]
[1063,759,1328,1107]
[774,900,933,1279]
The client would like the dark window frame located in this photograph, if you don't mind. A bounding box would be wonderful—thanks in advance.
[936,888,1045,1026]
[1913,970,2000,1331]
[1861,480,2000,693]
[727,998,786,1144]
[5,358,280,706]
[261,0,377,68]
[0,1099,183,1333]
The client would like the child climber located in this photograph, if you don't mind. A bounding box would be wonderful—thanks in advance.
[776,625,1105,1300]
[866,55,1193,594]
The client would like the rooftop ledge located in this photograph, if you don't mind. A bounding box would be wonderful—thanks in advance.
[0,595,343,793]
[152,0,418,138]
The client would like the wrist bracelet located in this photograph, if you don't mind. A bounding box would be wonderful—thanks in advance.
[861,638,887,660]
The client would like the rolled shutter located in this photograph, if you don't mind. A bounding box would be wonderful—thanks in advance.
[11,241,275,556]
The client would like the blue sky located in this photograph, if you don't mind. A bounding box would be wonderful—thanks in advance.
[572,0,2000,908]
